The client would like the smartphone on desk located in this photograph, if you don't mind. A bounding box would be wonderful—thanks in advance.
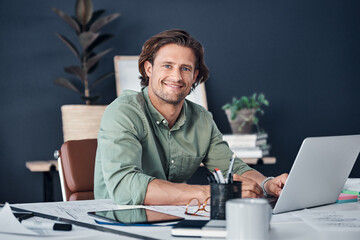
[88,208,184,224]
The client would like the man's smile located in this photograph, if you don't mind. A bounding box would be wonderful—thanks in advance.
[163,81,185,89]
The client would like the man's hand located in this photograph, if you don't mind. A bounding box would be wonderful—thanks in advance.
[233,174,263,198]
[264,173,288,197]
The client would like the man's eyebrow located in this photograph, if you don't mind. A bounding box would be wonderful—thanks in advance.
[160,61,175,65]
[181,64,193,69]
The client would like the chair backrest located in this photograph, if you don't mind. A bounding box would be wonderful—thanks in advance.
[58,139,97,201]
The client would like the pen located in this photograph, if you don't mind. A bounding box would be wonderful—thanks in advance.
[214,168,226,184]
[206,172,216,183]
[22,221,72,231]
[226,153,237,184]
[17,213,34,222]
[212,171,220,183]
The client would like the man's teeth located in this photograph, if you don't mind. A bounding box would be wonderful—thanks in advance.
[167,84,181,88]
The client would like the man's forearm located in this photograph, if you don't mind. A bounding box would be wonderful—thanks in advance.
[240,170,266,186]
[143,179,210,205]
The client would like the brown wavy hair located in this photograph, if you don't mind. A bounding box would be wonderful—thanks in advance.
[138,29,209,90]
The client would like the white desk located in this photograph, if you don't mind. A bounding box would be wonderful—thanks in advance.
[1,199,357,239]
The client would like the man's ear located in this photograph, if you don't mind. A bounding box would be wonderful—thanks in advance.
[144,61,153,78]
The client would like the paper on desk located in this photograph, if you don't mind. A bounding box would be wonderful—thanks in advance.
[148,205,210,220]
[12,200,203,240]
[0,203,37,235]
[293,209,360,231]
[271,212,302,224]
[13,199,124,224]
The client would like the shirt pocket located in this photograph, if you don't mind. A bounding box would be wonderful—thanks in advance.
[178,155,205,181]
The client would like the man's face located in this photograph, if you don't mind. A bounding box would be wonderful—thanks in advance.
[145,43,199,106]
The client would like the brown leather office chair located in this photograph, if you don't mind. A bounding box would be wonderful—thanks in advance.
[58,139,97,201]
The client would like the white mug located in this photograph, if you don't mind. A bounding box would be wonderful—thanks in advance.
[226,198,272,240]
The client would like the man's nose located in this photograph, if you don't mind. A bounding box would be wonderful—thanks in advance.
[170,68,182,80]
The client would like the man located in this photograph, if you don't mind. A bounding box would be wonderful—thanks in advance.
[94,29,288,205]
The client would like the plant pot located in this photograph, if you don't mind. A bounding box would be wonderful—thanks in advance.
[225,108,256,134]
[61,105,106,142]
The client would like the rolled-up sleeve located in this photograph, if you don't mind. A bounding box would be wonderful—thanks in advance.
[95,101,155,205]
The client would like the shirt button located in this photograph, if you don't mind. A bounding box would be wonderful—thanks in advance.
[156,121,160,125]
[171,160,174,164]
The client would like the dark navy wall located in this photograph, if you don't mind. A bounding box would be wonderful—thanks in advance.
[1,0,360,203]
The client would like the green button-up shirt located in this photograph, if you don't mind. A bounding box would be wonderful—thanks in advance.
[94,87,253,204]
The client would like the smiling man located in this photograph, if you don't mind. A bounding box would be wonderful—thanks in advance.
[94,29,287,205]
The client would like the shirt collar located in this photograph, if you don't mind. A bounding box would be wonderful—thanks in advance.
[142,87,187,129]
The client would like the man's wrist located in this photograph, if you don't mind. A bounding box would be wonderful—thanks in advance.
[261,176,274,197]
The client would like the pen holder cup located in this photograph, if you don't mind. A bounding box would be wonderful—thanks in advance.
[210,181,242,220]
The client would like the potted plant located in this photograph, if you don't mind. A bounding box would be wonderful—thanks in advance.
[222,93,269,134]
[52,0,120,141]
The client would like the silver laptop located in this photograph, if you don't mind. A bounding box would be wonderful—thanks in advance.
[272,134,360,214]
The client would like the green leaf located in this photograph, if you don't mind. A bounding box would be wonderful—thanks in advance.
[64,66,87,83]
[54,78,81,93]
[56,33,80,60]
[251,93,257,102]
[258,93,265,102]
[90,72,114,89]
[241,96,249,108]
[78,31,99,50]
[75,0,93,26]
[223,92,269,119]
[51,7,80,34]
[222,103,231,110]
[86,48,113,71]
[89,13,121,33]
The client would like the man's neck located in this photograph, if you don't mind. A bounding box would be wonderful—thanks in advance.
[148,94,183,129]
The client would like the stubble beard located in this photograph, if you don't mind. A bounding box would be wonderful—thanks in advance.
[154,80,191,105]
[153,88,187,105]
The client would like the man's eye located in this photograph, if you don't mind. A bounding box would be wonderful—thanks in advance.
[181,67,190,71]
[164,65,171,69]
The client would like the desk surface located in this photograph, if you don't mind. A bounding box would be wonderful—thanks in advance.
[6,196,360,240]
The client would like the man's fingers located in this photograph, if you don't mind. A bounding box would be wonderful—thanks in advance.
[278,173,288,186]
[265,173,289,197]
[241,182,262,196]
[267,182,282,197]
[241,190,261,198]
[233,175,263,198]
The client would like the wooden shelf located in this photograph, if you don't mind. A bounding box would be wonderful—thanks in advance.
[242,157,276,165]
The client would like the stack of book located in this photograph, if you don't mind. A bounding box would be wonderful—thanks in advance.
[222,133,270,159]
